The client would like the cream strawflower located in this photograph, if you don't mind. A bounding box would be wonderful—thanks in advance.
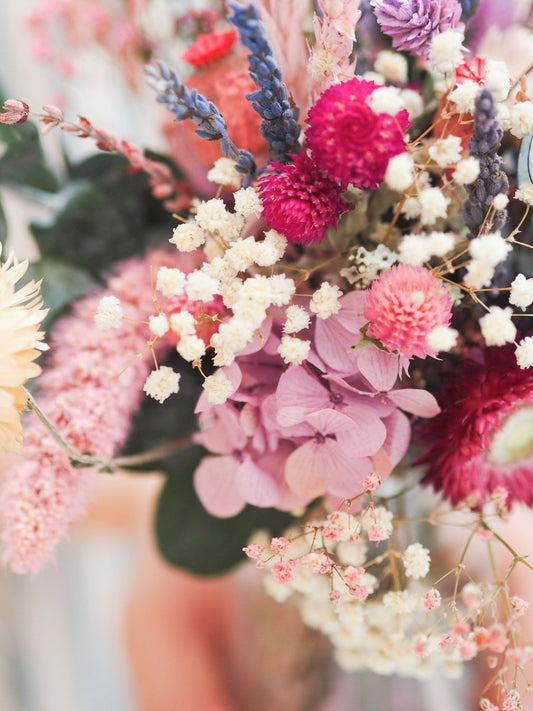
[0,249,48,454]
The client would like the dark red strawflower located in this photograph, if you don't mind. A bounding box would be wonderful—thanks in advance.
[305,77,410,190]
[181,30,237,68]
[258,151,348,245]
[417,346,533,509]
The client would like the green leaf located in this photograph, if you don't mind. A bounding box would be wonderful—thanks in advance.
[0,120,60,194]
[24,258,95,328]
[155,448,295,576]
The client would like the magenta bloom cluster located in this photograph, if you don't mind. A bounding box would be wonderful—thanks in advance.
[370,0,464,58]
[259,77,409,245]
[193,292,439,517]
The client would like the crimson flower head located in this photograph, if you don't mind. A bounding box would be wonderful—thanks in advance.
[305,77,410,190]
[258,151,347,245]
[417,346,533,509]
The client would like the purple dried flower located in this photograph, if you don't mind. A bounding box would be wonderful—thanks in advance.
[370,0,464,58]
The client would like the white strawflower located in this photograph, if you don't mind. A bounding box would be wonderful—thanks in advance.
[429,29,465,74]
[284,304,311,334]
[309,282,342,319]
[469,232,511,267]
[185,271,219,302]
[207,157,242,188]
[384,152,415,192]
[203,370,234,404]
[398,234,433,266]
[479,306,517,346]
[452,156,479,186]
[94,295,123,331]
[515,337,533,369]
[510,273,533,311]
[515,182,533,206]
[492,193,509,210]
[367,86,405,116]
[143,366,181,403]
[448,80,479,114]
[403,543,431,579]
[426,325,458,352]
[510,101,533,139]
[156,267,186,297]
[484,60,511,101]
[234,187,263,218]
[428,135,462,167]
[374,50,408,84]
[149,312,169,338]
[278,336,311,365]
[419,187,450,225]
[170,221,206,252]
[177,334,206,362]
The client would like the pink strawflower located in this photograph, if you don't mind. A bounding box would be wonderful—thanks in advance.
[305,77,410,190]
[0,250,173,573]
[417,345,533,508]
[364,264,453,367]
[258,151,347,245]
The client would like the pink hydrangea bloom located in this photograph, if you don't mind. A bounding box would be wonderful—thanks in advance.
[305,77,410,190]
[258,151,347,244]
[0,250,174,573]
[364,263,453,368]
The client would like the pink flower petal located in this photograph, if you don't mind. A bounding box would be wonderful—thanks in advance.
[382,410,411,467]
[305,408,386,457]
[356,347,399,392]
[314,291,367,374]
[198,404,248,454]
[276,366,328,425]
[235,456,281,508]
[193,455,246,517]
[387,388,441,417]
[285,440,327,499]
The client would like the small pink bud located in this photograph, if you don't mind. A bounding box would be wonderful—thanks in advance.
[0,99,30,125]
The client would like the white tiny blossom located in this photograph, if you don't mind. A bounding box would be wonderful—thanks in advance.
[156,267,186,297]
[428,135,462,167]
[185,271,219,302]
[448,80,479,114]
[374,50,408,84]
[510,101,533,139]
[207,157,242,188]
[309,282,342,319]
[429,29,465,74]
[262,229,287,260]
[479,306,517,346]
[484,59,511,102]
[284,304,311,334]
[170,221,206,252]
[233,187,263,218]
[384,152,415,192]
[398,234,433,266]
[403,543,431,579]
[419,187,450,225]
[492,193,509,210]
[149,312,169,338]
[515,182,533,205]
[143,366,181,403]
[219,278,244,308]
[203,370,234,404]
[382,590,417,613]
[308,48,341,82]
[496,102,512,131]
[277,336,311,365]
[510,273,533,311]
[194,198,230,232]
[515,337,533,369]
[463,259,496,289]
[452,157,480,185]
[367,86,405,116]
[267,274,296,306]
[426,325,458,352]
[428,231,455,257]
[169,310,195,336]
[177,334,206,362]
[361,71,385,85]
[400,89,424,119]
[202,256,237,283]
[225,237,258,273]
[469,232,511,267]
[94,295,122,331]
[401,197,421,219]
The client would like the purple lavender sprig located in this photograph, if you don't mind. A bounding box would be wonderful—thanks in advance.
[145,61,256,183]
[227,1,301,162]
[463,88,508,237]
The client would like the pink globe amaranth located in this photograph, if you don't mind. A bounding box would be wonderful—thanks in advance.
[258,151,348,245]
[305,77,410,190]
[416,345,533,509]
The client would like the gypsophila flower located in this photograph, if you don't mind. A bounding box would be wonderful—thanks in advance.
[149,313,169,338]
[419,187,450,226]
[203,370,234,404]
[195,198,231,233]
[429,135,463,167]
[374,50,408,84]
[448,80,479,114]
[469,232,512,267]
[185,271,219,302]
[169,311,196,337]
[429,28,465,74]
[492,194,509,210]
[384,152,415,192]
[515,337,533,369]
[403,543,431,579]
[400,89,424,119]
[515,182,533,205]
[398,234,433,266]
[156,267,186,297]
[452,157,480,185]
[510,101,533,139]
[233,187,262,219]
[284,304,311,334]
[177,335,206,362]
[424,589,442,611]
[367,86,405,116]
[207,157,242,188]
[309,282,342,319]
[94,295,123,331]
[510,273,533,311]
[277,336,311,366]
[170,221,206,251]
[143,366,181,403]
[484,60,511,102]
[426,325,458,352]
[479,307,516,346]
